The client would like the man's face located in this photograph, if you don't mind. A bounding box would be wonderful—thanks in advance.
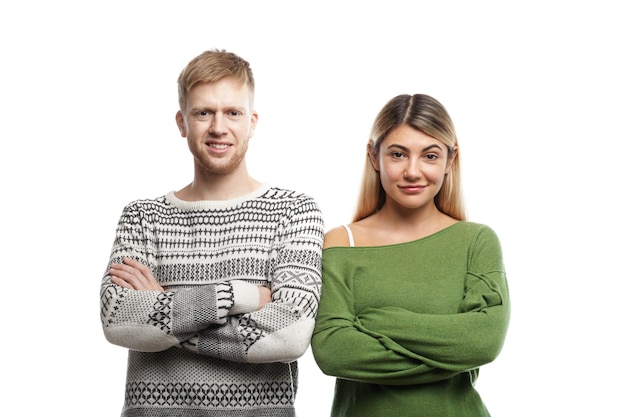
[176,77,258,176]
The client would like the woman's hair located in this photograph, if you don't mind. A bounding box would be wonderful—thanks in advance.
[177,49,255,112]
[353,94,466,222]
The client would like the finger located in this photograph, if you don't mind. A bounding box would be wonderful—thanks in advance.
[110,275,134,290]
[110,262,143,277]
[110,258,163,291]
[122,258,157,280]
[109,270,140,289]
[111,260,154,281]
[123,258,152,274]
[109,265,150,289]
[109,263,129,274]
[109,265,140,282]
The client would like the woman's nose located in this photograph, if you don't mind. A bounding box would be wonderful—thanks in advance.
[403,160,421,179]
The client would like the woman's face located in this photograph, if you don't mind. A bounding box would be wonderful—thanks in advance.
[371,124,455,212]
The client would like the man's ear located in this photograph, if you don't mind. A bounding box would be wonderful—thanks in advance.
[248,111,259,138]
[175,111,186,137]
[367,141,380,171]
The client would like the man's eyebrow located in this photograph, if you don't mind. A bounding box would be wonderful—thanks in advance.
[188,105,246,114]
[189,106,213,112]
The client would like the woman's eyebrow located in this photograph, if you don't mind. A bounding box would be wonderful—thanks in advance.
[385,143,443,152]
[422,144,443,152]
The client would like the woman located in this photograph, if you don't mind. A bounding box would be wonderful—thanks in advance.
[311,94,510,416]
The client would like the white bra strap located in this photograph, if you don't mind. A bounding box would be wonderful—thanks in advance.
[341,224,355,247]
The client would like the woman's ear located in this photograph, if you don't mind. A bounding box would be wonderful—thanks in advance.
[367,141,380,171]
[445,146,458,174]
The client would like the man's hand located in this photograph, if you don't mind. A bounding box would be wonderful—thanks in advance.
[109,257,164,291]
[258,286,272,310]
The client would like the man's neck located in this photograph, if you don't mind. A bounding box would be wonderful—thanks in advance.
[175,171,262,202]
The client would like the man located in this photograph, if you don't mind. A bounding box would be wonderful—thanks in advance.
[100,49,324,417]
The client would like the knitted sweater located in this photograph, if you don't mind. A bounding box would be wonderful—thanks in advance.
[311,221,510,417]
[100,184,324,417]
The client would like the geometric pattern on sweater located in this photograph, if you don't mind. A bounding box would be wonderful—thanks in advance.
[101,186,324,346]
[125,380,294,408]
[121,348,300,416]
[101,185,323,416]
[239,315,264,350]
[101,285,176,333]
[147,292,174,332]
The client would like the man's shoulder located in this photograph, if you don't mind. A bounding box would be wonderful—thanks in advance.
[259,186,323,221]
[261,186,317,204]
[121,194,169,211]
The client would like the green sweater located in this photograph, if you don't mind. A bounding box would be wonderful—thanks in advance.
[311,221,510,417]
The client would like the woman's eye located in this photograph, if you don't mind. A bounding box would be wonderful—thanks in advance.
[391,152,405,158]
[425,153,438,160]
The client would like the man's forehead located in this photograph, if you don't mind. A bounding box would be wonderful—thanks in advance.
[188,81,252,106]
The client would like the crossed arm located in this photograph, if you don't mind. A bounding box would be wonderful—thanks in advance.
[102,197,324,363]
[109,257,272,309]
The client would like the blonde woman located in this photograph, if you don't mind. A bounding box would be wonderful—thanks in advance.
[312,94,510,417]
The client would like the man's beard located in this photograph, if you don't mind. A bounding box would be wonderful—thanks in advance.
[191,140,249,176]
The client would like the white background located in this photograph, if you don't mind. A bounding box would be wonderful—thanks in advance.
[1,1,624,415]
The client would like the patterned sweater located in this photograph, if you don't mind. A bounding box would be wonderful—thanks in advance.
[311,222,510,417]
[100,184,324,417]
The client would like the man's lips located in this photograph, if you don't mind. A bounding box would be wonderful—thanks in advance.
[205,142,231,153]
[206,142,230,148]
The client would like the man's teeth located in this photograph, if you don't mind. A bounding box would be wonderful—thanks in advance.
[210,143,228,149]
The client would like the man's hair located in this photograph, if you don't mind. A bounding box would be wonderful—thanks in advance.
[177,49,255,112]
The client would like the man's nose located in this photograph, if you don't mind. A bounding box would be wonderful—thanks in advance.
[209,113,227,136]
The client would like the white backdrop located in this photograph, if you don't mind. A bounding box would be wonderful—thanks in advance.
[1,1,624,416]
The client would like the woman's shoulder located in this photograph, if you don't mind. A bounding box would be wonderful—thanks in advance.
[456,220,498,234]
[323,225,353,249]
[451,221,501,245]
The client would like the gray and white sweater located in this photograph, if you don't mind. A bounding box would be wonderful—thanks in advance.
[100,184,324,417]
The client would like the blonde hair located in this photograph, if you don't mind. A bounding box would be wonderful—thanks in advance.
[177,49,255,112]
[353,94,466,222]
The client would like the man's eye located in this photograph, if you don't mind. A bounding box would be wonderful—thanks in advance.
[196,111,212,119]
[228,111,243,117]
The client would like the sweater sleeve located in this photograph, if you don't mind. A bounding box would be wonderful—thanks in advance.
[100,203,244,352]
[311,225,510,385]
[179,196,325,363]
[312,256,459,385]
